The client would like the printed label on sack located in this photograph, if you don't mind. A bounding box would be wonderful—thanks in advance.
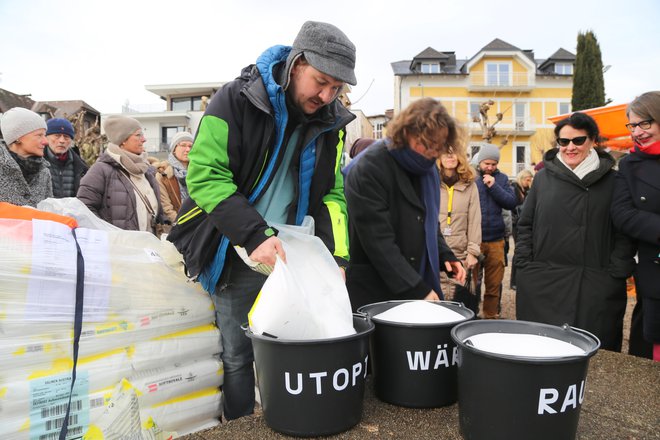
[538,380,586,415]
[406,344,458,370]
[284,356,368,395]
[26,221,110,322]
[29,371,90,440]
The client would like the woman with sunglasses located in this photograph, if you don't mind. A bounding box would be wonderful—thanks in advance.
[78,115,164,234]
[513,111,634,351]
[611,91,660,361]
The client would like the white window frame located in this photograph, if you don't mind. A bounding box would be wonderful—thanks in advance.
[486,62,512,86]
[421,63,440,74]
[373,122,384,139]
[514,102,527,130]
[555,63,573,75]
[511,142,531,175]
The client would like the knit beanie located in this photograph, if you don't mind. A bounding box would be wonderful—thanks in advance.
[287,21,357,85]
[478,143,501,163]
[46,118,75,139]
[103,115,142,145]
[0,107,48,145]
[169,131,194,152]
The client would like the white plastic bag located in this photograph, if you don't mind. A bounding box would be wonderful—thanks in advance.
[248,227,354,340]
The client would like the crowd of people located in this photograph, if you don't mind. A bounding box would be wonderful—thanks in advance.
[0,20,658,422]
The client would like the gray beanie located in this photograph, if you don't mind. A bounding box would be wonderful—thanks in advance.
[0,107,47,145]
[478,143,501,163]
[103,115,142,145]
[288,21,356,85]
[170,131,194,152]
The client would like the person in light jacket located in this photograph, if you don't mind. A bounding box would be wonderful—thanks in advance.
[438,148,481,301]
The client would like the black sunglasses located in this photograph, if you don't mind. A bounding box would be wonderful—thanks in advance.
[556,136,588,147]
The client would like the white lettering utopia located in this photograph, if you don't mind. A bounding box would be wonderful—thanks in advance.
[284,355,369,395]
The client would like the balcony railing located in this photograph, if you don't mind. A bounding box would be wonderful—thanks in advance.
[467,116,537,133]
[468,72,534,90]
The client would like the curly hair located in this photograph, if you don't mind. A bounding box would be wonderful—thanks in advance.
[439,147,475,183]
[388,98,462,155]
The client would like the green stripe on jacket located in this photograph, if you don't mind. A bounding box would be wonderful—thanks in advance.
[186,116,236,213]
[323,129,349,260]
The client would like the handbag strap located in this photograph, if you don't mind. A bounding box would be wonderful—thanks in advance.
[120,169,156,217]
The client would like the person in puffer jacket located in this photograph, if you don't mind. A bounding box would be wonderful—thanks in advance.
[177,21,357,420]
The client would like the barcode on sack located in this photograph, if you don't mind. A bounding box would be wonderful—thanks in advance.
[38,425,83,440]
[90,397,105,408]
[45,413,78,431]
[40,400,83,418]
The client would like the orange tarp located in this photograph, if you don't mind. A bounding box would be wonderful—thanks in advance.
[0,202,78,228]
[548,103,632,150]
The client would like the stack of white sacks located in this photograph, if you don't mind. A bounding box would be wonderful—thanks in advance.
[0,199,223,439]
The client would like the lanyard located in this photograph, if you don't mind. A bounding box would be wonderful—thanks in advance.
[446,186,454,226]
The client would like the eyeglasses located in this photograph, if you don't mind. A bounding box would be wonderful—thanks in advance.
[625,120,653,132]
[556,136,588,147]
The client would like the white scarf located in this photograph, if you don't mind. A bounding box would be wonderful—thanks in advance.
[558,148,600,180]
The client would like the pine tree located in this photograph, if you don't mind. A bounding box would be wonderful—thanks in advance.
[571,30,606,111]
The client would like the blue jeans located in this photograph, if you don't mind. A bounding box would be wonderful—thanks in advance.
[213,252,267,420]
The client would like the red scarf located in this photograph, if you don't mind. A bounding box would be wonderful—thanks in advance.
[631,140,660,155]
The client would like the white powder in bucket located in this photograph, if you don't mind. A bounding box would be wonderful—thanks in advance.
[465,333,586,357]
[374,301,466,324]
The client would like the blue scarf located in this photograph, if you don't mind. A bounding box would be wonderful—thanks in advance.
[389,147,442,298]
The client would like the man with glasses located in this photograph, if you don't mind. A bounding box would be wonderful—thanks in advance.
[173,21,356,420]
[43,118,88,198]
[473,143,518,319]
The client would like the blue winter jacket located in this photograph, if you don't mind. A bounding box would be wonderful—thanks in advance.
[474,169,518,242]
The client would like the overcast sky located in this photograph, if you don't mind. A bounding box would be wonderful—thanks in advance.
[1,0,658,116]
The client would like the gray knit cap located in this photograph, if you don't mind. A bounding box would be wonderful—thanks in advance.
[169,131,194,152]
[288,21,356,85]
[478,143,501,163]
[103,115,142,145]
[0,107,47,145]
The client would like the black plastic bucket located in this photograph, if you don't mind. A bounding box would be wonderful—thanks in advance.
[358,300,474,407]
[451,320,600,440]
[246,315,374,437]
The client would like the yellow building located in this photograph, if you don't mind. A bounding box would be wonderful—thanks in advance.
[392,39,575,175]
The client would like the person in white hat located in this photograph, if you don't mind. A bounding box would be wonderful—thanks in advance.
[0,107,52,206]
[155,131,193,225]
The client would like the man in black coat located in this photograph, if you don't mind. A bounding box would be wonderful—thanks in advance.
[44,118,88,198]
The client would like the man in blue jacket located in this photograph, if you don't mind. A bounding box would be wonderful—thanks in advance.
[474,143,518,318]
[181,21,356,420]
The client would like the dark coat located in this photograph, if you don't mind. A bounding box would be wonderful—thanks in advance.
[611,148,660,303]
[345,144,457,311]
[474,168,518,242]
[0,142,52,207]
[514,149,635,351]
[44,147,88,198]
[77,152,163,231]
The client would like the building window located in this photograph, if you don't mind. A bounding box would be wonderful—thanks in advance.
[373,122,384,139]
[421,63,440,74]
[470,102,481,122]
[515,144,529,174]
[470,145,480,160]
[162,126,185,150]
[514,103,526,130]
[559,102,570,115]
[486,62,510,86]
[171,97,204,112]
[555,63,573,75]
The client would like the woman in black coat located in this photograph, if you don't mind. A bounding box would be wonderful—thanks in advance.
[611,91,660,361]
[514,112,635,351]
[345,99,465,311]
